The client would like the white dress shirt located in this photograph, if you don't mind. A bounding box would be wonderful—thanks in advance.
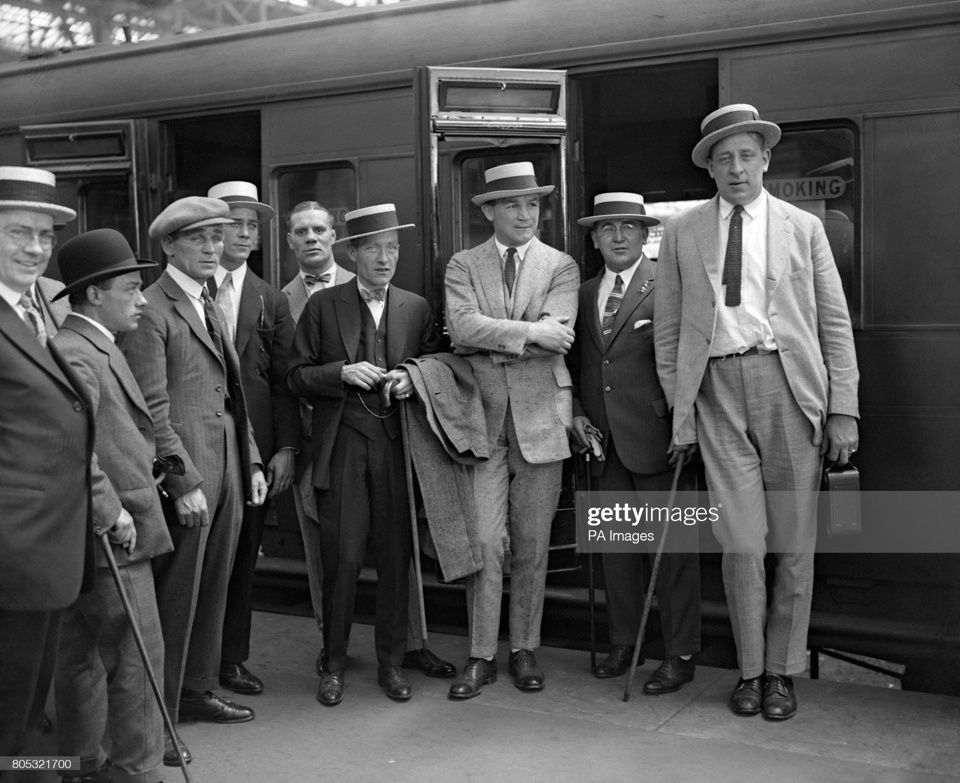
[358,281,389,328]
[596,257,643,324]
[493,237,533,307]
[212,262,247,338]
[165,264,208,323]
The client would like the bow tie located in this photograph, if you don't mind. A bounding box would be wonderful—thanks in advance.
[303,273,332,288]
[359,287,385,303]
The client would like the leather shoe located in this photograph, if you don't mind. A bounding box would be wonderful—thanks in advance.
[219,662,264,695]
[315,648,328,678]
[378,665,413,701]
[179,689,254,723]
[508,649,545,691]
[448,657,497,699]
[62,761,112,783]
[643,656,695,694]
[729,676,764,715]
[762,673,797,720]
[594,645,641,678]
[317,670,344,706]
[163,729,192,767]
[403,647,457,678]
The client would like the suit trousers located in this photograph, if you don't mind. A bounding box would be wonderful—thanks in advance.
[597,438,701,655]
[466,406,563,659]
[155,416,243,721]
[55,562,164,783]
[315,422,412,672]
[696,352,821,678]
[221,500,269,664]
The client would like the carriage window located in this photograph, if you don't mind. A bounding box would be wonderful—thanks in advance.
[276,164,357,287]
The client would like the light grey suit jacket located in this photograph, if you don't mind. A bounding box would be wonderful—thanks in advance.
[281,264,355,324]
[445,235,580,464]
[654,192,859,447]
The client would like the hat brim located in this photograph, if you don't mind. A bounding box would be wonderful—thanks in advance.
[577,213,661,228]
[179,216,235,233]
[691,120,781,169]
[333,223,415,245]
[472,185,555,206]
[225,200,276,219]
[53,259,158,300]
[0,199,77,226]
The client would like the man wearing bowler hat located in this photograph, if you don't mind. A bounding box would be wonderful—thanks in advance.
[569,193,701,692]
[444,162,579,698]
[655,104,859,719]
[51,230,173,783]
[206,181,300,696]
[119,196,267,732]
[287,204,440,705]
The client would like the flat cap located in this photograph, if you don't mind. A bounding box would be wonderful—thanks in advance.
[149,196,232,240]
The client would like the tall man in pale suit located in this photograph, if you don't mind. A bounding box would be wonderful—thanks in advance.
[445,162,579,698]
[120,196,268,727]
[569,193,701,693]
[655,104,859,720]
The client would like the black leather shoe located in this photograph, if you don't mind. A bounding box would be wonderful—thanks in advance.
[762,673,797,720]
[448,657,497,699]
[403,647,457,678]
[219,662,264,695]
[594,645,641,678]
[317,670,344,706]
[378,665,413,701]
[315,649,328,678]
[163,729,192,767]
[729,676,764,715]
[179,690,255,723]
[508,649,545,691]
[643,656,695,694]
[63,761,112,783]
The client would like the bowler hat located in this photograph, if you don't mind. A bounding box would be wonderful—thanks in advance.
[0,166,76,225]
[577,192,660,228]
[333,204,414,245]
[149,196,233,240]
[471,162,555,206]
[691,103,781,169]
[53,229,157,300]
[207,181,276,219]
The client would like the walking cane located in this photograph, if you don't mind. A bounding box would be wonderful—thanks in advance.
[622,457,685,702]
[584,450,597,673]
[99,534,193,783]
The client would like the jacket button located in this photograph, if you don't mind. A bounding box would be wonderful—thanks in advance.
[216,384,223,392]
[216,409,223,417]
[603,359,610,365]
[72,400,83,412]
[604,385,612,392]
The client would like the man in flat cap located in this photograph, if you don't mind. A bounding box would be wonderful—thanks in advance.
[51,229,172,783]
[120,196,267,732]
[655,104,859,719]
[206,182,300,697]
[288,204,440,705]
[444,161,579,698]
[569,193,701,692]
[0,166,93,776]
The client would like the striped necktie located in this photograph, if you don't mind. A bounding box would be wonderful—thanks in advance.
[19,290,48,347]
[721,204,744,307]
[216,271,237,342]
[601,274,624,341]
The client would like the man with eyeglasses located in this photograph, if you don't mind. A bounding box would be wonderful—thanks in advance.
[205,182,300,698]
[568,192,701,693]
[119,196,268,741]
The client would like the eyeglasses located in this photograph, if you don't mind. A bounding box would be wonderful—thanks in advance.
[2,225,58,249]
[227,219,261,233]
[596,221,642,238]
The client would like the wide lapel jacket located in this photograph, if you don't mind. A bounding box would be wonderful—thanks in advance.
[283,264,356,324]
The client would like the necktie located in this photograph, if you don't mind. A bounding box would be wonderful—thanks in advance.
[199,287,225,357]
[303,272,332,289]
[359,287,385,303]
[601,274,624,341]
[19,290,48,347]
[206,277,218,299]
[216,271,237,342]
[721,205,744,307]
[503,247,517,297]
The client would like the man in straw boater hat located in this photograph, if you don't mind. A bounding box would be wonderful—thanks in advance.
[287,203,441,705]
[568,193,701,692]
[655,104,859,719]
[0,166,93,769]
[50,229,174,783]
[444,161,579,698]
[205,181,300,698]
[119,196,267,739]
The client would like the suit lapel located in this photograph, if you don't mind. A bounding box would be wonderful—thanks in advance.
[510,237,544,319]
[476,238,508,320]
[0,298,74,391]
[607,258,655,345]
[582,272,605,351]
[385,287,408,367]
[335,283,361,363]
[765,195,794,297]
[159,273,224,366]
[693,197,722,290]
[235,273,260,356]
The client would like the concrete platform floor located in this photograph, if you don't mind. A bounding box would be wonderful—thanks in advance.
[174,611,960,783]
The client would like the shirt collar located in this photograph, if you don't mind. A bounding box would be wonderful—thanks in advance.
[0,280,25,308]
[603,257,643,290]
[70,311,116,343]
[165,263,207,302]
[214,261,247,290]
[719,189,767,221]
[357,280,389,297]
[494,237,534,263]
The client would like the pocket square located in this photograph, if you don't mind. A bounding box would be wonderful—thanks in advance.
[634,319,652,330]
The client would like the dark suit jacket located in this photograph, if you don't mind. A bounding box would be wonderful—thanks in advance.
[0,299,94,611]
[569,260,672,476]
[53,314,174,568]
[287,281,440,491]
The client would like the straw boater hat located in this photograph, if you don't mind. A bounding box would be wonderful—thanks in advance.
[149,196,233,240]
[691,103,781,169]
[53,229,157,301]
[0,166,76,225]
[206,181,276,219]
[577,192,661,228]
[471,161,555,206]
[333,204,414,245]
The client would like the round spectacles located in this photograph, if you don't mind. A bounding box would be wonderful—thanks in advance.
[596,221,641,238]
[2,226,58,249]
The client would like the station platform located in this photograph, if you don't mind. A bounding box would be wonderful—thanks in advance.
[174,611,960,783]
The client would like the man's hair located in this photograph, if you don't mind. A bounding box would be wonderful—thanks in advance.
[708,131,767,161]
[287,201,335,230]
[67,277,113,307]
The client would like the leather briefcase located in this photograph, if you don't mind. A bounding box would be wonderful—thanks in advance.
[821,462,862,537]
